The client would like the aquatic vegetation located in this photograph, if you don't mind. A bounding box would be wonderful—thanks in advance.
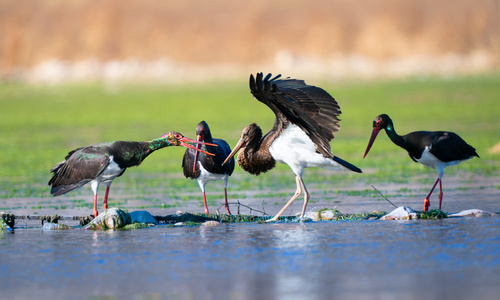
[123,223,150,230]
[418,209,448,219]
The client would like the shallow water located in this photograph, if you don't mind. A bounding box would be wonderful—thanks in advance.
[1,218,499,299]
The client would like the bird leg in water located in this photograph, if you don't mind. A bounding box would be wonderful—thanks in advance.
[93,194,99,217]
[438,179,443,210]
[224,187,231,215]
[267,176,309,222]
[202,191,209,214]
[103,185,110,211]
[299,179,310,220]
[424,178,441,212]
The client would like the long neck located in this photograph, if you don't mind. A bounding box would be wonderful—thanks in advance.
[199,132,217,153]
[111,138,172,168]
[384,120,406,149]
[147,137,172,153]
[237,131,276,175]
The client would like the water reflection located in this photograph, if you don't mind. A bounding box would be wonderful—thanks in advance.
[0,218,499,299]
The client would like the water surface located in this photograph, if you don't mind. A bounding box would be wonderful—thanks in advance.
[1,217,499,299]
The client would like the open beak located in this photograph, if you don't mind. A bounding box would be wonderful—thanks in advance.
[363,126,380,158]
[193,134,203,172]
[179,136,217,156]
[222,137,245,166]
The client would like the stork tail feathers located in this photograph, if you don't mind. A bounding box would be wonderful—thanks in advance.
[333,156,362,173]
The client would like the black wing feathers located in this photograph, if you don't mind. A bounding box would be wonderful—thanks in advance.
[48,146,110,196]
[430,132,479,162]
[250,72,341,157]
[182,139,235,179]
[182,149,198,178]
[404,131,479,162]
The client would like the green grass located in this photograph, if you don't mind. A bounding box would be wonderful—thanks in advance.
[1,73,499,201]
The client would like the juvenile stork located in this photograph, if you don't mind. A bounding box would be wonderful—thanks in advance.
[223,73,362,222]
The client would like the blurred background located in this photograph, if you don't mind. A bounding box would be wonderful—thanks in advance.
[1,0,498,84]
[0,0,499,187]
[0,0,499,245]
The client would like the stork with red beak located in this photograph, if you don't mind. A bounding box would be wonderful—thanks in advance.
[363,114,479,211]
[183,121,235,214]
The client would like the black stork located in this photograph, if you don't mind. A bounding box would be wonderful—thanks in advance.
[222,73,362,222]
[48,131,216,217]
[363,114,479,211]
[182,121,235,214]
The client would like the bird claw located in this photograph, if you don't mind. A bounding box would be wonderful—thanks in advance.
[266,217,278,223]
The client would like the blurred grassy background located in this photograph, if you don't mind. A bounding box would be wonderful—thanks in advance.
[1,72,499,178]
[0,72,499,207]
[0,0,499,204]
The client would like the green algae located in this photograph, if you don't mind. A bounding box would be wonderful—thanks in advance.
[123,223,150,230]
[418,209,448,219]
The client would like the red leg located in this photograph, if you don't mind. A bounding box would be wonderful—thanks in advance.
[438,179,443,210]
[103,185,110,211]
[203,191,209,214]
[224,187,231,215]
[93,194,99,217]
[424,178,440,212]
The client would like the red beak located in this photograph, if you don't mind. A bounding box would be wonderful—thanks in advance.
[363,126,380,158]
[193,134,203,172]
[179,136,217,156]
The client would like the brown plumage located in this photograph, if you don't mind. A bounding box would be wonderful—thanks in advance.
[224,73,361,222]
[234,123,276,176]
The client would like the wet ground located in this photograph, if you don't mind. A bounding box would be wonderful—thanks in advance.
[1,217,500,299]
[2,172,499,218]
[1,171,499,299]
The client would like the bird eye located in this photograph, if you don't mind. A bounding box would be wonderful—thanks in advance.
[175,134,182,139]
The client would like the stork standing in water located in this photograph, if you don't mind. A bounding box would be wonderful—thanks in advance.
[182,121,235,214]
[223,73,362,222]
[363,114,479,211]
[48,131,216,217]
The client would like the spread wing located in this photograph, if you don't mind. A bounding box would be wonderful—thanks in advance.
[249,72,341,157]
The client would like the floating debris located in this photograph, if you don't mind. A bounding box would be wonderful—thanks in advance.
[83,208,131,230]
[305,208,387,221]
[0,216,13,231]
[201,221,220,227]
[7,206,496,230]
[130,211,158,225]
[42,222,73,231]
[1,212,14,230]
[380,207,419,220]
[448,209,497,218]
